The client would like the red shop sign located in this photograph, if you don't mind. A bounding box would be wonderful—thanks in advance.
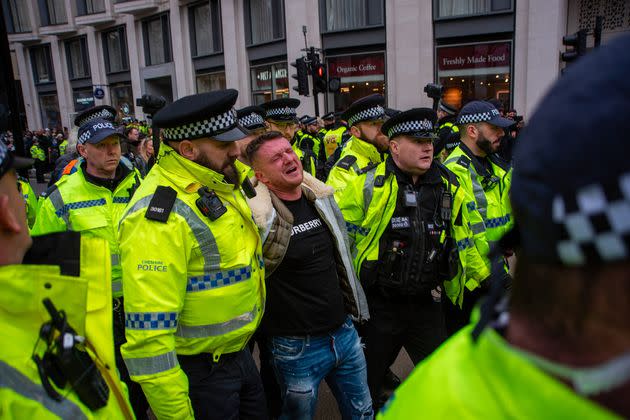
[437,42,511,71]
[328,54,385,78]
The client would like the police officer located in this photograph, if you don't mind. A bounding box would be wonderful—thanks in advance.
[0,140,134,418]
[260,98,317,177]
[442,100,514,334]
[118,89,267,419]
[320,111,349,161]
[327,94,389,249]
[30,137,46,183]
[347,108,480,407]
[379,32,630,420]
[17,175,37,228]
[235,105,268,180]
[433,100,460,161]
[31,115,146,417]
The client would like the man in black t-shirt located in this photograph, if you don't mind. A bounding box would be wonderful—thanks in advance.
[246,131,372,420]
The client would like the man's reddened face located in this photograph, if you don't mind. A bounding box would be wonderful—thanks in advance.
[252,137,303,193]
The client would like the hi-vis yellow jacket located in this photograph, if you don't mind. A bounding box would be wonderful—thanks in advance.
[0,234,133,419]
[31,162,141,297]
[119,145,265,419]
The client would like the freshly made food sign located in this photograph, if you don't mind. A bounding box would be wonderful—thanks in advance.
[438,42,510,70]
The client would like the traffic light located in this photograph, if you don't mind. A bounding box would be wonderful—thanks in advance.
[561,29,587,64]
[312,62,328,94]
[291,57,309,96]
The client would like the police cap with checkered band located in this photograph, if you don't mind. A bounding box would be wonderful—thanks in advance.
[512,33,630,266]
[342,94,386,127]
[237,105,266,130]
[261,98,300,122]
[153,89,248,142]
[73,105,118,128]
[381,108,437,140]
[77,118,125,145]
[456,100,513,128]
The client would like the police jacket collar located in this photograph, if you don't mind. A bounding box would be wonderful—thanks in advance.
[348,135,385,165]
[157,144,235,193]
[81,160,130,192]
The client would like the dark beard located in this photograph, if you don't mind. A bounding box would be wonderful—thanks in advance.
[476,134,494,155]
[194,155,241,188]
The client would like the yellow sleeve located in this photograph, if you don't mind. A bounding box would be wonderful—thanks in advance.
[30,194,68,236]
[119,209,194,420]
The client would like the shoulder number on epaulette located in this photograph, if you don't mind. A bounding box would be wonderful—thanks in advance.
[456,155,471,169]
[145,186,177,223]
[335,155,357,171]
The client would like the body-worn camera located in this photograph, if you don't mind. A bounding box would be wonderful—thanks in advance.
[196,186,227,221]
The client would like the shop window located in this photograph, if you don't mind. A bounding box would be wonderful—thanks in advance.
[30,45,54,84]
[65,37,91,80]
[436,41,512,109]
[103,26,129,73]
[245,0,285,45]
[39,94,61,129]
[4,0,31,33]
[250,62,288,104]
[435,0,512,19]
[196,71,226,93]
[143,13,172,66]
[321,0,384,32]
[326,53,385,112]
[40,0,67,25]
[110,83,134,118]
[189,1,223,57]
[73,89,95,113]
[77,0,105,15]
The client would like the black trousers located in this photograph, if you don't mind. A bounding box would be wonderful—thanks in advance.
[113,299,150,420]
[362,291,446,402]
[178,348,268,420]
[443,286,487,337]
[249,331,282,419]
[34,160,46,183]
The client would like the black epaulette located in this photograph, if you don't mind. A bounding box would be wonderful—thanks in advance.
[435,162,460,187]
[356,161,379,175]
[456,155,471,169]
[145,186,177,223]
[335,155,357,171]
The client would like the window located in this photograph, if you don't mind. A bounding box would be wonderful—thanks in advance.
[30,45,54,84]
[102,26,129,73]
[65,37,90,79]
[189,1,222,57]
[4,0,31,33]
[327,53,385,111]
[41,0,67,25]
[77,0,106,15]
[435,0,512,19]
[436,41,512,108]
[143,14,172,66]
[196,71,226,93]
[110,83,134,117]
[250,62,288,104]
[39,93,61,129]
[245,0,285,45]
[322,0,384,32]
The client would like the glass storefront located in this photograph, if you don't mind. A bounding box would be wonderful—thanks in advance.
[196,71,226,93]
[326,53,386,113]
[39,93,61,129]
[250,62,288,105]
[73,89,95,113]
[110,83,134,118]
[436,41,512,110]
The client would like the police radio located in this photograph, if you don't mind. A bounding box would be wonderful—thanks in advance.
[33,298,109,410]
[196,186,227,221]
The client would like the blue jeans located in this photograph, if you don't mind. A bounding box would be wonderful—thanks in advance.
[267,317,373,420]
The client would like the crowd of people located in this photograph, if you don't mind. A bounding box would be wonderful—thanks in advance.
[0,34,629,420]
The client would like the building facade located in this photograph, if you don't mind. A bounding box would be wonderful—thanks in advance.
[4,0,630,130]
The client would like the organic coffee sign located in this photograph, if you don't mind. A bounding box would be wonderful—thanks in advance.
[328,53,385,78]
[437,42,510,71]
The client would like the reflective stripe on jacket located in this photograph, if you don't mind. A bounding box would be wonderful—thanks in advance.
[118,144,265,420]
[31,162,141,297]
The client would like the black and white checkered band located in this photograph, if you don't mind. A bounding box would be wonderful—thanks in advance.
[265,107,297,119]
[161,109,237,140]
[239,113,265,129]
[348,105,385,126]
[552,172,630,265]
[387,119,434,138]
[76,108,116,127]
[457,108,500,125]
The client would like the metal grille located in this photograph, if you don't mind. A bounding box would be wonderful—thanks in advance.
[579,0,630,31]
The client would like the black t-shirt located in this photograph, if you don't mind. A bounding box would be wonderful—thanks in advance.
[261,195,346,336]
